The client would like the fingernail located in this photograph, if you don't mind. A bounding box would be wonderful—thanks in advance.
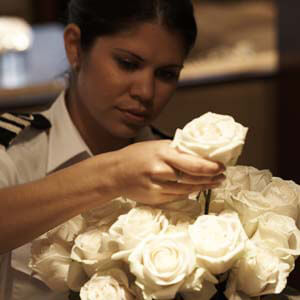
[216,163,225,173]
[213,174,225,183]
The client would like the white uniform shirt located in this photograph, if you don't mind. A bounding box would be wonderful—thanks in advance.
[0,92,156,300]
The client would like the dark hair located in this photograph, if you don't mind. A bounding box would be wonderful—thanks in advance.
[67,0,197,55]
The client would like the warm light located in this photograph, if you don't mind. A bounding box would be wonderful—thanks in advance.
[0,17,33,53]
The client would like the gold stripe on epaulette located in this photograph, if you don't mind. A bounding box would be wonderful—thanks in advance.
[17,114,34,121]
[2,113,31,127]
[0,120,23,134]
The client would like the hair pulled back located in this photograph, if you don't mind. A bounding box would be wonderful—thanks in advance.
[67,0,197,55]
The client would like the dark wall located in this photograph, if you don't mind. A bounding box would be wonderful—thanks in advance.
[278,0,300,64]
[32,0,69,24]
[276,0,300,288]
[276,0,300,185]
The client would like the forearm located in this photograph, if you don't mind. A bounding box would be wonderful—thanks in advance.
[0,154,119,254]
[0,140,225,254]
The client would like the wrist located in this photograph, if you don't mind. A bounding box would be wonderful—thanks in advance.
[49,153,121,211]
[86,152,123,202]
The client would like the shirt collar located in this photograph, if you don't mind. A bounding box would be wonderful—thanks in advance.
[44,92,92,174]
[43,92,155,174]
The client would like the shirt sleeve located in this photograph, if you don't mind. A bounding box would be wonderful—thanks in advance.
[0,146,18,188]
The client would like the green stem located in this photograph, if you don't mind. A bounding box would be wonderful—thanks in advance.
[204,189,212,215]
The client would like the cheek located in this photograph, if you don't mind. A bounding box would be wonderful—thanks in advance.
[77,65,125,110]
[153,84,177,117]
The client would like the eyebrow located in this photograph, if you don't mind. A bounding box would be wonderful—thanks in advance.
[113,48,184,69]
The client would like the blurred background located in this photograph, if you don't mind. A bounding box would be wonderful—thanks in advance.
[1,0,299,180]
[0,0,300,288]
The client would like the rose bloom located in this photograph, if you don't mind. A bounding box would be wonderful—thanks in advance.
[188,211,247,275]
[262,177,299,222]
[82,197,134,227]
[251,212,300,257]
[181,282,216,300]
[110,206,168,260]
[158,199,200,232]
[180,267,218,300]
[80,268,134,300]
[226,178,299,237]
[209,166,272,215]
[67,260,89,292]
[128,231,197,300]
[71,227,119,276]
[224,166,272,193]
[171,112,248,166]
[46,214,86,250]
[158,198,203,220]
[165,212,194,233]
[29,238,71,291]
[225,241,294,298]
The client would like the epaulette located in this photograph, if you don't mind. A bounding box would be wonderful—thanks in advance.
[0,112,51,148]
[150,125,173,140]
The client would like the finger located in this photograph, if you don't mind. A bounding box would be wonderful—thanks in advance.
[155,194,190,205]
[154,180,210,195]
[176,173,226,185]
[154,167,226,185]
[143,193,188,206]
[164,148,225,176]
[160,171,226,185]
[200,182,224,191]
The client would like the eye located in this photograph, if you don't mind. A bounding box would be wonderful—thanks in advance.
[115,56,139,71]
[155,68,180,83]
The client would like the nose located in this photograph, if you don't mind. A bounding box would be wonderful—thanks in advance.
[130,71,155,104]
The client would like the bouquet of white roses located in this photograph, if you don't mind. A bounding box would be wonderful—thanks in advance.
[29,112,300,300]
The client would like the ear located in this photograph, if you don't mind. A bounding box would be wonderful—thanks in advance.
[64,24,82,69]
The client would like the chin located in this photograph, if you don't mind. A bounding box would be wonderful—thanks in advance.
[111,123,143,139]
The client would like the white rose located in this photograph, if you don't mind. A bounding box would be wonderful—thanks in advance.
[128,232,196,300]
[83,197,134,227]
[171,112,248,166]
[181,282,216,300]
[180,267,218,300]
[46,215,86,249]
[225,191,267,237]
[224,166,272,193]
[251,212,300,257]
[158,199,201,232]
[110,206,168,260]
[262,177,299,221]
[188,211,247,275]
[165,213,194,233]
[29,238,71,291]
[226,185,299,237]
[225,241,294,297]
[71,227,119,276]
[158,198,203,220]
[80,268,134,300]
[67,260,89,292]
[129,284,146,300]
[209,166,272,215]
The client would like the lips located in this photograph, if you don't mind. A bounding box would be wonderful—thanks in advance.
[118,107,148,115]
[117,107,150,124]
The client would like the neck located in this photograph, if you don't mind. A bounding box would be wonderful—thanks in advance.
[66,89,132,155]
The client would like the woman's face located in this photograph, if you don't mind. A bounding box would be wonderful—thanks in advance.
[68,22,186,139]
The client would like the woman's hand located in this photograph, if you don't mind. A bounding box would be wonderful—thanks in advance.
[0,140,224,253]
[110,140,225,205]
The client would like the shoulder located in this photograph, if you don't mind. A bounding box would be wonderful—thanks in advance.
[0,112,51,149]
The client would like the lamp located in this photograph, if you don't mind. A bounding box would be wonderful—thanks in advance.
[0,17,33,88]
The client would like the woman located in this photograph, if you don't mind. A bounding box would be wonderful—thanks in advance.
[0,0,225,299]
